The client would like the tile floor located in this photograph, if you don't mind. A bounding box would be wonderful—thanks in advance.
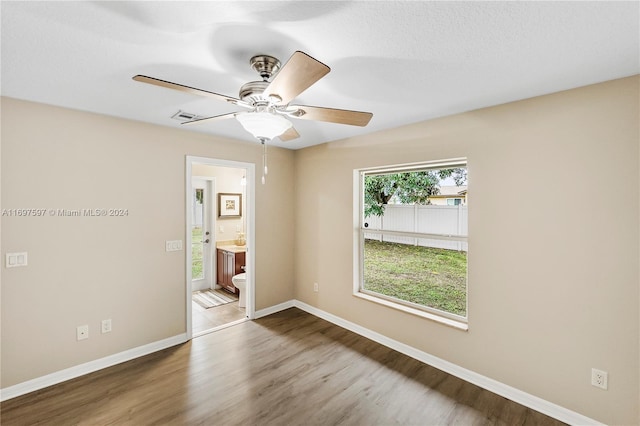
[192,296,247,334]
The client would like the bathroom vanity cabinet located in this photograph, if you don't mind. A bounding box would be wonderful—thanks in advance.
[216,248,245,294]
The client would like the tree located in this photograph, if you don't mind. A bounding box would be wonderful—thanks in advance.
[364,168,466,218]
[195,188,204,204]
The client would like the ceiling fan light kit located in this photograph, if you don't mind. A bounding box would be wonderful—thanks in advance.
[235,111,293,140]
[133,50,373,183]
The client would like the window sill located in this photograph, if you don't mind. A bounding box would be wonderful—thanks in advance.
[353,292,469,331]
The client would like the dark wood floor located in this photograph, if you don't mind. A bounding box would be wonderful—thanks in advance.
[1,308,565,425]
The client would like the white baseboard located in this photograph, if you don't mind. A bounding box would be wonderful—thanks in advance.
[291,300,603,426]
[0,333,188,402]
[254,300,295,319]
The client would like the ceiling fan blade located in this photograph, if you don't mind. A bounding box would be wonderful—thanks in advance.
[133,75,241,105]
[181,112,237,126]
[264,51,330,105]
[279,126,300,142]
[289,105,373,127]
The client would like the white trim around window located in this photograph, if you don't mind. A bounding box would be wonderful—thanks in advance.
[353,159,468,330]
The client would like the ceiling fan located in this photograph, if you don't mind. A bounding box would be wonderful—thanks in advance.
[132,51,373,143]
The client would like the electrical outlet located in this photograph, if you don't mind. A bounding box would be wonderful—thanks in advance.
[313,282,319,292]
[76,325,89,341]
[101,319,112,334]
[591,368,608,390]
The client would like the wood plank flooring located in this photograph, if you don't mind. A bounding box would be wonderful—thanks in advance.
[1,308,566,425]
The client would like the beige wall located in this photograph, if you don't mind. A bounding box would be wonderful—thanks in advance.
[1,97,295,387]
[293,76,639,425]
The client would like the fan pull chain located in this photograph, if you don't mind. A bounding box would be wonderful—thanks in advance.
[261,138,268,185]
[264,141,268,176]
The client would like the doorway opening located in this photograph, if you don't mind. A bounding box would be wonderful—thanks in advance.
[186,156,255,338]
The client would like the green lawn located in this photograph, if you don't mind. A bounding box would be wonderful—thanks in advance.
[363,239,467,316]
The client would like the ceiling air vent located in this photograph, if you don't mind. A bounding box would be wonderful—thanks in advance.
[171,110,200,122]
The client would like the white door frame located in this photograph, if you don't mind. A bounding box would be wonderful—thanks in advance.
[185,156,256,339]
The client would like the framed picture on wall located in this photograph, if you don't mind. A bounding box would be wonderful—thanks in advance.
[218,193,242,218]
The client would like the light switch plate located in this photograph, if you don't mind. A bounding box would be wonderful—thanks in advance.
[165,240,183,252]
[6,252,27,268]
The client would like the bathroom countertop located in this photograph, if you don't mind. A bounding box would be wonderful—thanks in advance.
[217,245,247,253]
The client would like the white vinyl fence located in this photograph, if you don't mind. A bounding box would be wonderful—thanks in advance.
[364,205,468,251]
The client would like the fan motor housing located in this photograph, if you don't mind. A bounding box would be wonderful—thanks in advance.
[239,81,270,104]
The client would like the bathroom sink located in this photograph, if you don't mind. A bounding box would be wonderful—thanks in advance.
[217,244,246,253]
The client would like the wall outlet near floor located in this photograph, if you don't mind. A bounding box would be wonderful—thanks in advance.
[313,282,319,292]
[101,319,112,334]
[76,325,89,341]
[591,368,608,390]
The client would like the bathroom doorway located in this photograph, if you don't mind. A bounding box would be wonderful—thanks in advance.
[186,156,255,338]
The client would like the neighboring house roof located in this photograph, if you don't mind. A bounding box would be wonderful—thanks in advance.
[388,185,468,204]
[432,185,468,197]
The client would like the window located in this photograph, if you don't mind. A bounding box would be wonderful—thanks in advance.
[355,159,468,327]
[192,188,205,280]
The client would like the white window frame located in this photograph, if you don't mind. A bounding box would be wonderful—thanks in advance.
[447,198,463,206]
[353,158,469,330]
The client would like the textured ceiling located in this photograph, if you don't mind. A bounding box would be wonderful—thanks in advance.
[2,1,638,149]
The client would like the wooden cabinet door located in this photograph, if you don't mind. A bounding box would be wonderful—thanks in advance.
[216,249,245,294]
[216,249,225,286]
[225,252,235,290]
